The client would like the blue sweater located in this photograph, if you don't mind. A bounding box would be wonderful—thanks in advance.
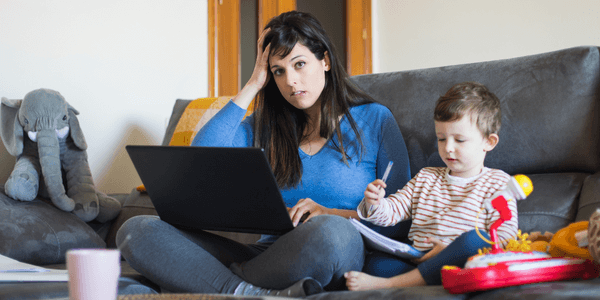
[192,100,411,211]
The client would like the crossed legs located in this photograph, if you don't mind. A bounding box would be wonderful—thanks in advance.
[116,214,365,293]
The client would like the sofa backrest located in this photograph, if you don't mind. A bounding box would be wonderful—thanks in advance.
[163,47,600,234]
[351,46,600,178]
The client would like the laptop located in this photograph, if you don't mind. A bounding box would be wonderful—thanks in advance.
[126,145,295,235]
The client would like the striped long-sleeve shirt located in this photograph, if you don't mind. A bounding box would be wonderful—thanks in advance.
[358,167,518,251]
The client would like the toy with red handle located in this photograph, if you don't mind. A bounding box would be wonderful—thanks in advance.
[442,175,600,294]
[483,175,532,253]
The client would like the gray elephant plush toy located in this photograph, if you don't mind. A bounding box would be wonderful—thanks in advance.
[1,88,121,222]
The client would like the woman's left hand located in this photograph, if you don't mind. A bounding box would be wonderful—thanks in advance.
[288,198,329,227]
[412,237,447,264]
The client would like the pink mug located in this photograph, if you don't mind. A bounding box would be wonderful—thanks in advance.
[67,249,121,300]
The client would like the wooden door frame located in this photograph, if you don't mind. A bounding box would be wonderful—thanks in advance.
[346,0,372,76]
[258,0,296,31]
[208,0,240,97]
[208,0,371,97]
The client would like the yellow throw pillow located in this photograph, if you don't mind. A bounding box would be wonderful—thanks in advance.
[169,96,254,146]
[170,96,229,146]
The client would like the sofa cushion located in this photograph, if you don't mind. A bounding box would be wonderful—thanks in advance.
[576,172,600,222]
[305,285,466,300]
[0,186,105,265]
[351,46,600,177]
[516,173,587,234]
[0,276,158,299]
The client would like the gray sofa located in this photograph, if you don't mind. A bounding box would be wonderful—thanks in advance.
[1,45,600,299]
[304,45,600,300]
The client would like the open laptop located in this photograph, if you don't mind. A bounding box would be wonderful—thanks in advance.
[126,145,295,235]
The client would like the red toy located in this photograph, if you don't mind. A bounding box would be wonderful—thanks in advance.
[441,175,600,294]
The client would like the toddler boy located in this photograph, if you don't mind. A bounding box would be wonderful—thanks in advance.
[345,81,518,290]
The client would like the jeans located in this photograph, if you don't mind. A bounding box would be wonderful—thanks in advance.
[116,214,364,293]
[362,219,417,277]
[364,228,489,285]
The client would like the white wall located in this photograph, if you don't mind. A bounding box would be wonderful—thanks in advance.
[0,0,208,193]
[372,0,600,73]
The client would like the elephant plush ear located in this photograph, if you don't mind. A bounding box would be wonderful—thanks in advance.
[67,105,87,150]
[1,97,24,156]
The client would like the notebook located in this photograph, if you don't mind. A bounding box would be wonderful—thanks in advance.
[125,145,295,235]
[349,218,424,259]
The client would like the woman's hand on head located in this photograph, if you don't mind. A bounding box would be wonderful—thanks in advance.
[288,198,329,227]
[248,28,272,91]
[233,28,272,109]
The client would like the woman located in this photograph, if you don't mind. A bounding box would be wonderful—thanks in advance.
[117,11,411,297]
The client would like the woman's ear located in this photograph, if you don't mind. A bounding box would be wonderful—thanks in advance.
[484,133,499,152]
[323,51,331,71]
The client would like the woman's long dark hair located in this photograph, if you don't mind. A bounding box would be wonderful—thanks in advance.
[254,11,374,188]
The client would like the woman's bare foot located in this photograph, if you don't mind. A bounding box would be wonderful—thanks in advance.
[344,271,393,291]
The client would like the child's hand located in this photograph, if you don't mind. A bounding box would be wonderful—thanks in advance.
[412,237,447,264]
[364,179,387,206]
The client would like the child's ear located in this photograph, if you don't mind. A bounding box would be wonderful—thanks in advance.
[484,133,499,151]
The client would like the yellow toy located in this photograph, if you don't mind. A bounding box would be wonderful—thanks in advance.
[518,221,592,260]
[547,221,592,259]
[528,231,554,252]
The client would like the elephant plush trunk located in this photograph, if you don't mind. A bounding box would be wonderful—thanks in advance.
[36,128,75,212]
[62,146,100,222]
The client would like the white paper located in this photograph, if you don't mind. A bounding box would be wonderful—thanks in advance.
[0,254,68,282]
[350,218,424,259]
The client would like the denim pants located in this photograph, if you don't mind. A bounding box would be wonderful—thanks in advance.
[116,214,364,293]
[363,227,490,285]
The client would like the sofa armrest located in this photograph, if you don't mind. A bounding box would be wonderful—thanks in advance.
[161,100,193,146]
[576,172,600,222]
